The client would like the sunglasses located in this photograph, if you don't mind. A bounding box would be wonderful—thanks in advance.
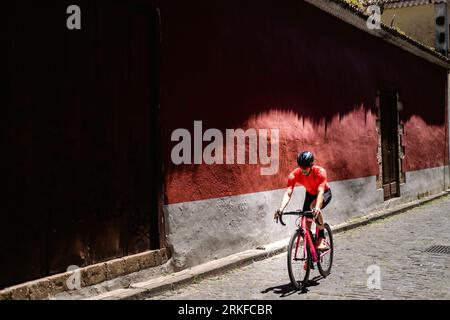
[300,166,311,172]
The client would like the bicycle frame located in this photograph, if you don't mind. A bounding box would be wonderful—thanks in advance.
[296,216,331,263]
[277,210,331,264]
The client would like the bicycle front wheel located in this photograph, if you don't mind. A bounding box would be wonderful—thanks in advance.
[317,223,334,277]
[287,229,310,290]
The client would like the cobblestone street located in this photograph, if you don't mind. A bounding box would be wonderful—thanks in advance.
[149,196,450,300]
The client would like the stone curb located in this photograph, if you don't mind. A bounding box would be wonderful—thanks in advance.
[88,190,450,300]
[0,248,169,300]
[88,240,289,300]
[331,190,450,233]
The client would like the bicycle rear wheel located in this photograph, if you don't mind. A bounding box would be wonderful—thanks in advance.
[287,229,310,290]
[317,223,333,277]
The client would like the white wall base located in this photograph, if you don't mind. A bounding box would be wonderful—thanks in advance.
[165,165,449,269]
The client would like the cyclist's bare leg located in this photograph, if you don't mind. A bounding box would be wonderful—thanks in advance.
[310,200,329,250]
[310,200,324,230]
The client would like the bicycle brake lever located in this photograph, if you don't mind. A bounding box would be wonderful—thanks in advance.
[278,214,286,226]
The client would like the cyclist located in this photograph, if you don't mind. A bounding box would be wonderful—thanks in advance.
[274,151,332,251]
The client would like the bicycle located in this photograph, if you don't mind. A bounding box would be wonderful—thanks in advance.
[276,210,334,290]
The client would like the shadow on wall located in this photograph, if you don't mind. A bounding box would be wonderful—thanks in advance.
[2,0,162,289]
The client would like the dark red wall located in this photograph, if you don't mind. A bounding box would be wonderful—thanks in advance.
[157,0,448,204]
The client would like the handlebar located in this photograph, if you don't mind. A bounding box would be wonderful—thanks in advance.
[276,210,314,226]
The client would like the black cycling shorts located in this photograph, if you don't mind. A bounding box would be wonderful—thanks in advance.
[302,188,332,211]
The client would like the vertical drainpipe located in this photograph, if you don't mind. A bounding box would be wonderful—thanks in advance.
[446,71,450,191]
[445,1,450,191]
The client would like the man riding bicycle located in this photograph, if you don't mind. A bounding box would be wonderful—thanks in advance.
[274,151,332,251]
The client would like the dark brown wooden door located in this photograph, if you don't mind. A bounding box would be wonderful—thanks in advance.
[2,0,162,289]
[380,90,400,200]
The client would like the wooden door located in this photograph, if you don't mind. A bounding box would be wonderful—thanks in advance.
[380,89,400,200]
[1,0,162,289]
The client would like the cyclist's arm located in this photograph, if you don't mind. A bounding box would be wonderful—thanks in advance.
[279,187,294,212]
[315,186,325,209]
[315,168,328,210]
[278,172,297,213]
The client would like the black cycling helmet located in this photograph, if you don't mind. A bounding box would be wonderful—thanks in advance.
[297,151,314,167]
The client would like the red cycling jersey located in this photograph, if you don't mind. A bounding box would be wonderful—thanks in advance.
[287,165,330,195]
